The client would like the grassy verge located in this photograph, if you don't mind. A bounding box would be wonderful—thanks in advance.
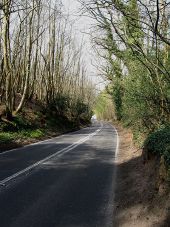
[0,129,45,143]
[0,113,88,153]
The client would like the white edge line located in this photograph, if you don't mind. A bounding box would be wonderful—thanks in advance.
[0,125,103,186]
[113,126,119,160]
[110,123,119,211]
[109,123,119,159]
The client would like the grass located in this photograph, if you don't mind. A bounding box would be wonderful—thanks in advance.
[0,132,15,143]
[0,114,47,146]
[0,115,80,152]
[19,129,45,139]
[0,107,90,152]
[0,129,45,144]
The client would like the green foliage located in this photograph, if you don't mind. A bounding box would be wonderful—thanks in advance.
[45,94,92,125]
[125,0,144,44]
[0,91,93,149]
[89,0,170,134]
[73,99,88,116]
[49,94,70,116]
[95,91,115,120]
[144,126,170,166]
[0,129,44,146]
[0,115,33,132]
[69,99,92,124]
[0,132,15,143]
[87,0,170,185]
[111,81,123,121]
[13,115,32,129]
[20,129,45,139]
[131,129,145,147]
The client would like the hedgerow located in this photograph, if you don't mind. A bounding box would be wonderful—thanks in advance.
[144,126,170,167]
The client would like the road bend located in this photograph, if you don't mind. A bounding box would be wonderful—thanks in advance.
[0,121,118,227]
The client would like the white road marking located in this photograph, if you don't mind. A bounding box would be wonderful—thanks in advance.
[0,126,103,186]
[113,126,119,161]
[109,124,119,211]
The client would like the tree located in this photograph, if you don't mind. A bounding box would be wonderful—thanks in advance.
[0,0,95,123]
[81,0,170,132]
[2,0,13,119]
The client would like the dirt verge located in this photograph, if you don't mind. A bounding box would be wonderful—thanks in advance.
[113,125,170,227]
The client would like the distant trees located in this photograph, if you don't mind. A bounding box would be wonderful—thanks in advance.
[0,0,94,122]
[81,0,170,134]
[94,91,115,120]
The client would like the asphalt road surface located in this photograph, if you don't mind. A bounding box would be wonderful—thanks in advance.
[0,121,119,227]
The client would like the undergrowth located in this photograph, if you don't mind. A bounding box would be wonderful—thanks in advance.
[0,107,90,152]
[144,126,170,167]
[0,129,45,143]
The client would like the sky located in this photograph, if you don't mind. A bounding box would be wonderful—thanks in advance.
[62,0,104,90]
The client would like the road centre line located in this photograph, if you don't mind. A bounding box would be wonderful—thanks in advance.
[0,126,103,186]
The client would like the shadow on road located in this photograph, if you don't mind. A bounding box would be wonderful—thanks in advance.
[1,122,169,227]
[0,132,116,227]
[0,141,22,153]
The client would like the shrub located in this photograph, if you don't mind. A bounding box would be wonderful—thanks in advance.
[144,126,170,166]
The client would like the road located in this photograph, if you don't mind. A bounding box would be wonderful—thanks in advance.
[0,121,119,227]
